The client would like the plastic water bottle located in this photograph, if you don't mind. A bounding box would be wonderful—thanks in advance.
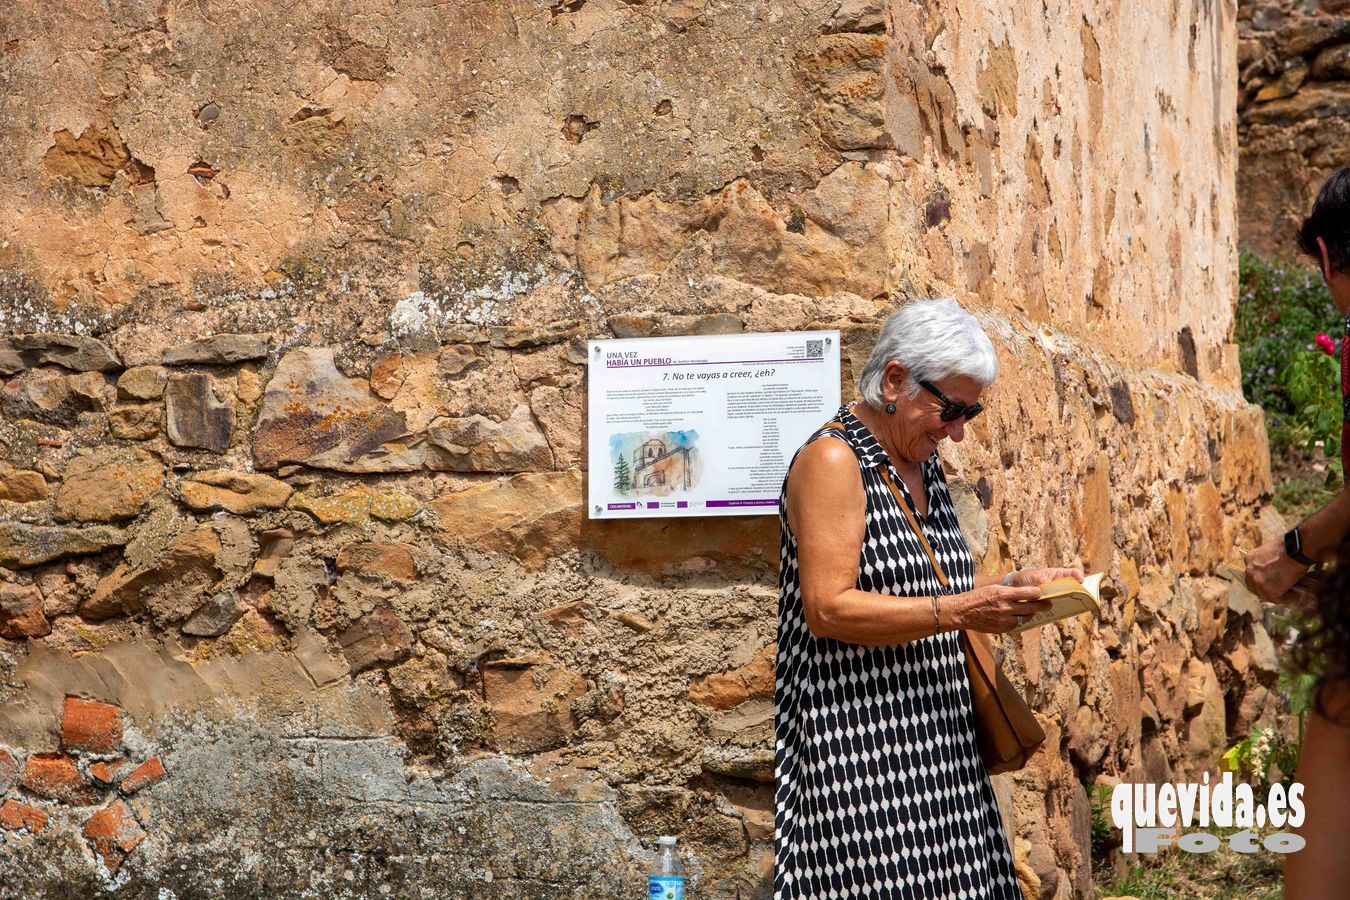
[647,835,685,900]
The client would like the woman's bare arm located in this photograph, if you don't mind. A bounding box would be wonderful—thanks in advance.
[786,437,1047,644]
[1284,683,1350,899]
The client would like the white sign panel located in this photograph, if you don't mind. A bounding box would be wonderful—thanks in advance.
[587,330,841,518]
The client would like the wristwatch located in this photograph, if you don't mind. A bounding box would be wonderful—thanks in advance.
[1284,527,1316,567]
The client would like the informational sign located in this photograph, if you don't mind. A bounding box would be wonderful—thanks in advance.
[587,330,841,518]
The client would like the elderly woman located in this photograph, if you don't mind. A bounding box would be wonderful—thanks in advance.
[774,297,1082,898]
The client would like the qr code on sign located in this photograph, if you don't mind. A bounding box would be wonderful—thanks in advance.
[805,340,824,358]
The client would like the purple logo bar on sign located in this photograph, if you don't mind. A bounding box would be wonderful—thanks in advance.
[677,501,689,508]
[647,502,660,509]
[608,503,637,510]
[706,499,778,508]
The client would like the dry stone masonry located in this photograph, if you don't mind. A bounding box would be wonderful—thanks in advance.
[1240,0,1350,254]
[0,1,1274,897]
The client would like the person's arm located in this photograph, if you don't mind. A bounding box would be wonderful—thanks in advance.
[786,438,1049,645]
[1246,486,1350,602]
[1296,485,1350,560]
[1282,682,1350,899]
[973,568,1086,590]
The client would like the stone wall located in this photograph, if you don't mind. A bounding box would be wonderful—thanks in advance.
[0,2,1272,898]
[1239,0,1350,256]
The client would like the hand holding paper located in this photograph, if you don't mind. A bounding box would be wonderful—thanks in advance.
[1009,573,1103,634]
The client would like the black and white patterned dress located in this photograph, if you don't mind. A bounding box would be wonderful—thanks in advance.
[773,405,1020,899]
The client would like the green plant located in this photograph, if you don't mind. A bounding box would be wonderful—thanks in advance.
[1281,348,1343,459]
[1105,863,1177,900]
[1088,783,1115,861]
[1236,251,1339,407]
[1236,250,1344,461]
[1220,619,1323,797]
[1220,724,1300,795]
[1272,469,1340,515]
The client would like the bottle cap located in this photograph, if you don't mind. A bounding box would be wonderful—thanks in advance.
[658,836,677,845]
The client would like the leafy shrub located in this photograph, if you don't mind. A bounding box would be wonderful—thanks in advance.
[1087,783,1116,861]
[1220,664,1319,800]
[1236,250,1343,460]
[1282,348,1342,459]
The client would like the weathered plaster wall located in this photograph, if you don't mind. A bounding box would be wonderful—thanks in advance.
[0,1,1272,898]
[1237,0,1350,256]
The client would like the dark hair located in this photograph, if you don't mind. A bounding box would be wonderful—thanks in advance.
[1297,168,1350,274]
[1296,537,1350,725]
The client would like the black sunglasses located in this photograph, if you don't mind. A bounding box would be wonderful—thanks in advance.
[918,379,984,422]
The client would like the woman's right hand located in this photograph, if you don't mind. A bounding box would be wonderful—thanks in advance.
[948,584,1051,633]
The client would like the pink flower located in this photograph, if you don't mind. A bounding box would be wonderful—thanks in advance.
[1316,333,1336,356]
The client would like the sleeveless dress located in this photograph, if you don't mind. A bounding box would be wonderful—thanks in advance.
[773,404,1021,899]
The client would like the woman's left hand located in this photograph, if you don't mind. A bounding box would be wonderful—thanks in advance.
[1009,567,1085,588]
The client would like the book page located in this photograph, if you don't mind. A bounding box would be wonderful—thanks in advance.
[1009,573,1103,634]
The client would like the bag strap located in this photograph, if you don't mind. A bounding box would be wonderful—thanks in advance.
[883,467,1029,735]
[876,465,950,591]
[961,627,999,673]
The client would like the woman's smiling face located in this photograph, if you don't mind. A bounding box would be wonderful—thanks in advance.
[880,363,984,464]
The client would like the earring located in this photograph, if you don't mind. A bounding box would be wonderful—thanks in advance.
[885,402,896,414]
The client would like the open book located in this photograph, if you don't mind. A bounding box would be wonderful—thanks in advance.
[1009,573,1103,634]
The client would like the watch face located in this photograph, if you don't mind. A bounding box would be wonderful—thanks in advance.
[1285,528,1312,564]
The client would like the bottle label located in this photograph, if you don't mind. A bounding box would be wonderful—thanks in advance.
[649,875,685,900]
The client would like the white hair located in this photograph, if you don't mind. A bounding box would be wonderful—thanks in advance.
[858,297,999,406]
